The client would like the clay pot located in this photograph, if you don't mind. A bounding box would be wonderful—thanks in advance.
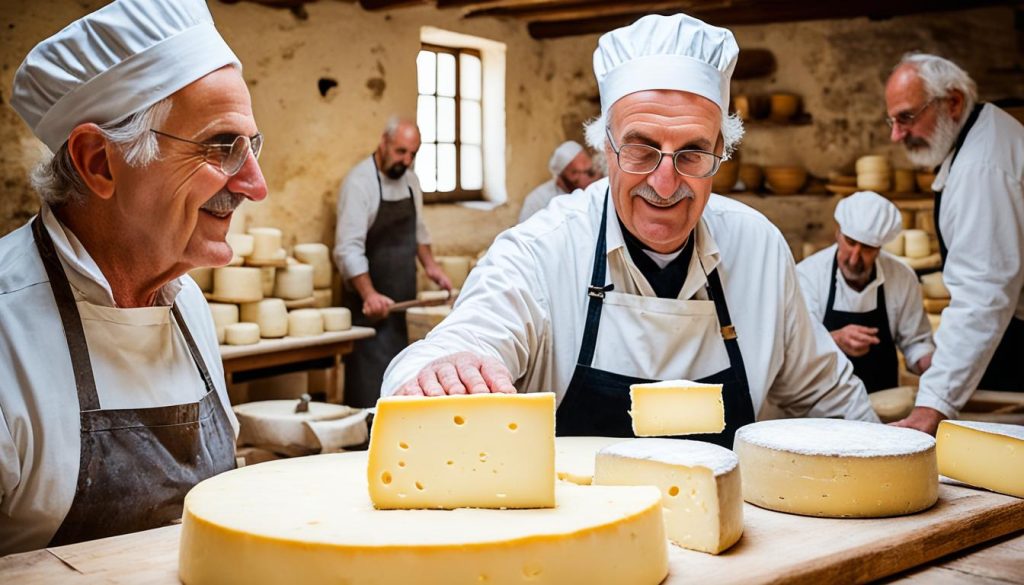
[739,164,763,192]
[712,159,740,193]
[769,93,801,122]
[764,165,808,195]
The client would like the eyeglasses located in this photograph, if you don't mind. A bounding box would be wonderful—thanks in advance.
[151,130,263,176]
[885,98,942,129]
[605,127,722,178]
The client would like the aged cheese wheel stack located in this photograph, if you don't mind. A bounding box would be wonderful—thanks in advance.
[856,155,891,192]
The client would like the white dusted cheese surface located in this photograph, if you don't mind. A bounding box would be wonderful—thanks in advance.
[630,380,725,436]
[287,308,324,337]
[212,266,262,302]
[239,298,288,338]
[224,322,260,346]
[248,227,282,260]
[595,438,743,554]
[207,302,238,344]
[555,436,626,485]
[179,453,669,585]
[294,242,332,288]
[320,307,351,331]
[273,264,315,300]
[937,420,1024,498]
[735,419,937,518]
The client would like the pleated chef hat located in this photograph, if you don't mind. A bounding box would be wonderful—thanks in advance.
[593,13,739,116]
[834,192,903,248]
[11,0,240,153]
[548,141,584,177]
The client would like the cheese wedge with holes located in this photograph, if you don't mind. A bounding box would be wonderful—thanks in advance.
[555,436,625,485]
[937,420,1024,498]
[368,393,556,509]
[630,380,725,436]
[594,438,743,554]
[735,419,938,518]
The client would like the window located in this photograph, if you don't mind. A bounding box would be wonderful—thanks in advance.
[416,44,483,203]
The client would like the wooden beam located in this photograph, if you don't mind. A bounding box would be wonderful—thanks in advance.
[358,0,427,11]
[435,0,509,8]
[467,0,721,22]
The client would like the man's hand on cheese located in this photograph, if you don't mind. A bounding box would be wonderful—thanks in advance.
[830,324,880,357]
[891,405,946,436]
[362,292,394,320]
[395,351,516,396]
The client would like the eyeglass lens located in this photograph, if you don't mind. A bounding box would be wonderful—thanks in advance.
[618,144,719,177]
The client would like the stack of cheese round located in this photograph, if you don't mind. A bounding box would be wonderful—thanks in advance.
[882,231,905,256]
[903,229,930,259]
[226,233,255,257]
[249,227,284,262]
[294,243,332,289]
[288,308,324,337]
[212,267,263,303]
[735,418,937,518]
[179,452,670,585]
[224,322,260,346]
[240,299,289,338]
[855,155,891,192]
[273,264,315,300]
[208,303,239,344]
[259,267,276,297]
[320,307,351,332]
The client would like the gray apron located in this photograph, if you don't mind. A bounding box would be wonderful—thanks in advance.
[31,217,236,547]
[343,156,418,407]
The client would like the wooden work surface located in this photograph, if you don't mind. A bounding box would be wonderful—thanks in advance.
[2,483,1021,584]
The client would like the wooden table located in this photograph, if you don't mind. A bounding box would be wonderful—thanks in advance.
[219,327,375,404]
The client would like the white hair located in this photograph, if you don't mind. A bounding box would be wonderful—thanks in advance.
[897,53,978,115]
[584,108,745,161]
[30,98,172,207]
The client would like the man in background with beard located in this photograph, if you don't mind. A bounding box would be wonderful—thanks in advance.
[885,53,1023,434]
[333,116,451,407]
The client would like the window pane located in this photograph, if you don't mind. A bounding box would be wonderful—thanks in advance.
[437,144,456,192]
[417,95,436,143]
[460,99,481,145]
[437,97,456,143]
[461,144,482,191]
[460,53,481,101]
[437,53,456,98]
[416,143,437,193]
[417,51,436,95]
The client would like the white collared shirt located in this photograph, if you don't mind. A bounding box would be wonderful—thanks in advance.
[518,178,568,224]
[382,178,878,424]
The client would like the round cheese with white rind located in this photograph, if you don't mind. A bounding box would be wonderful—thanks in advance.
[293,243,332,289]
[273,264,315,300]
[239,299,288,338]
[259,267,276,297]
[320,307,351,332]
[903,229,930,259]
[249,227,282,260]
[224,322,260,346]
[288,308,324,337]
[882,232,904,257]
[226,233,254,257]
[212,267,262,303]
[207,302,239,344]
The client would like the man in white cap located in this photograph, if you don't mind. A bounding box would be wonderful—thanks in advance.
[381,13,877,443]
[885,54,1023,434]
[518,141,596,223]
[797,192,934,393]
[0,0,266,553]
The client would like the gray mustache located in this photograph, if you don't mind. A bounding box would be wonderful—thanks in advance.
[630,183,695,208]
[201,191,245,214]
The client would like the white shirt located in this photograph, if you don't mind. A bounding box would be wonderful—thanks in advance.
[332,155,431,280]
[0,206,237,555]
[796,244,935,370]
[918,104,1024,417]
[518,178,567,223]
[383,179,878,423]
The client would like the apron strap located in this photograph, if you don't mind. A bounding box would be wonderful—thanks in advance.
[171,305,218,396]
[934,103,984,265]
[31,216,101,411]
[704,265,750,386]
[576,189,614,367]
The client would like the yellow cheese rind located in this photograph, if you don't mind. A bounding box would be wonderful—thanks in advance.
[629,380,725,436]
[555,436,626,485]
[937,420,1024,498]
[368,393,556,509]
[180,453,669,585]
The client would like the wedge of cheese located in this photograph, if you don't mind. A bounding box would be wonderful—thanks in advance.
[735,419,937,518]
[630,380,724,436]
[937,420,1024,498]
[181,452,669,585]
[555,436,625,485]
[368,393,556,509]
[594,438,743,554]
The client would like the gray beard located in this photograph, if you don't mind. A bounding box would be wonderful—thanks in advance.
[904,112,961,169]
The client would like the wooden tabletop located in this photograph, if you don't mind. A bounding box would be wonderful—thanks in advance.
[218,326,375,359]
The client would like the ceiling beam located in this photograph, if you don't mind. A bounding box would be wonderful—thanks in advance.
[467,0,723,22]
[358,0,428,10]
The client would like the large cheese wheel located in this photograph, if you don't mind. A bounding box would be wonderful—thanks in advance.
[855,155,890,174]
[226,233,254,257]
[179,453,669,585]
[273,264,315,300]
[207,303,239,344]
[856,171,890,191]
[288,308,324,337]
[239,299,289,338]
[249,227,283,260]
[937,420,1024,498]
[555,436,626,485]
[735,419,937,518]
[224,322,260,346]
[294,243,332,288]
[882,231,905,256]
[212,267,262,302]
[258,267,276,297]
[903,229,930,259]
[320,307,351,331]
[869,385,917,423]
[189,267,213,293]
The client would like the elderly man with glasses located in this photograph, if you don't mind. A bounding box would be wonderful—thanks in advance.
[381,13,877,443]
[0,0,266,554]
[884,54,1024,435]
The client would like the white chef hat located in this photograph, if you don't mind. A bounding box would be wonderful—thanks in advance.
[548,141,585,177]
[593,13,738,116]
[11,0,241,153]
[834,192,903,248]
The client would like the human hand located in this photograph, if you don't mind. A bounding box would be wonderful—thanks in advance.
[362,292,394,320]
[915,354,933,374]
[890,406,946,436]
[395,351,516,396]
[426,266,453,291]
[830,324,881,357]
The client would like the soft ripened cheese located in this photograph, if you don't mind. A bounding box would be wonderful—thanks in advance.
[595,438,743,554]
[368,393,556,509]
[207,302,238,344]
[630,380,725,436]
[224,322,260,346]
[293,243,332,288]
[239,298,288,338]
[735,419,938,518]
[273,264,315,300]
[313,288,332,308]
[180,452,668,585]
[189,267,213,293]
[555,436,626,485]
[212,267,263,302]
[248,227,282,260]
[226,233,254,257]
[937,420,1024,498]
[320,307,351,332]
[903,229,930,259]
[287,308,324,337]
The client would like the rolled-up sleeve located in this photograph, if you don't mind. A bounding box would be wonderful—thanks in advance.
[333,172,375,281]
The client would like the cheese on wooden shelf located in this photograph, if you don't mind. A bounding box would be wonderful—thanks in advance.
[180,452,668,585]
[937,420,1024,498]
[248,227,282,260]
[287,308,323,337]
[555,436,626,485]
[212,267,262,302]
[273,264,315,300]
[239,298,288,338]
[224,322,260,346]
[320,307,351,331]
[259,266,276,297]
[630,380,724,436]
[903,229,930,259]
[368,393,556,510]
[225,233,254,257]
[594,438,743,554]
[735,419,937,518]
[207,302,238,344]
[293,242,332,288]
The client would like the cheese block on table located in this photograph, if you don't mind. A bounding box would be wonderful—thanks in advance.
[735,418,937,518]
[869,385,917,423]
[273,264,315,300]
[212,266,262,302]
[595,438,743,554]
[224,322,260,346]
[207,302,238,344]
[248,227,282,260]
[293,243,332,288]
[630,380,724,436]
[937,420,1024,498]
[320,307,351,331]
[287,308,324,337]
[904,229,930,259]
[555,436,626,485]
[180,452,668,585]
[239,298,288,338]
[368,393,556,509]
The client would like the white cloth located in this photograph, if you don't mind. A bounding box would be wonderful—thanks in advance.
[332,155,431,281]
[548,141,584,176]
[917,103,1024,416]
[594,13,738,115]
[11,0,239,152]
[0,206,237,555]
[383,178,878,425]
[797,244,935,370]
[518,179,568,224]
[834,191,903,247]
